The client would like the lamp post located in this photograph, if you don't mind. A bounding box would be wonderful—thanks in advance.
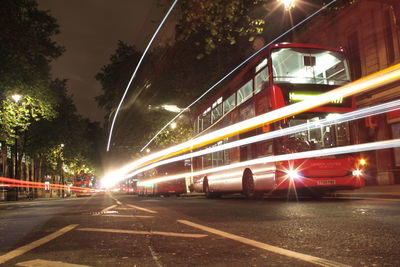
[11,94,21,200]
[60,144,65,198]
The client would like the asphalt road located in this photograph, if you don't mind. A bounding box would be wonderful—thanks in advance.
[0,193,399,267]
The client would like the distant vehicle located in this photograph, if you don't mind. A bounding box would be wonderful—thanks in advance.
[73,173,94,197]
[190,43,366,198]
[137,161,188,197]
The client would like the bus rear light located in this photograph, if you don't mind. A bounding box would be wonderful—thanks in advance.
[358,158,367,166]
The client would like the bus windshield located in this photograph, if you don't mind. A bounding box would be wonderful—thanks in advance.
[272,47,351,85]
[281,113,351,153]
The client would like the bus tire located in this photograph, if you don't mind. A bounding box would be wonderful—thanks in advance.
[203,178,219,199]
[243,171,263,199]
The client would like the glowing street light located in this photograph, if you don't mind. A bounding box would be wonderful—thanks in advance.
[11,94,22,103]
[278,0,296,10]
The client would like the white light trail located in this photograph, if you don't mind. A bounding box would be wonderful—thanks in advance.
[102,64,400,187]
[122,99,400,181]
[138,139,400,186]
[139,0,338,152]
[107,0,179,151]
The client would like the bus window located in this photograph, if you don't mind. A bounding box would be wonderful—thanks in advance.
[285,114,351,152]
[211,103,223,123]
[272,48,350,85]
[237,80,253,105]
[255,67,269,94]
[202,111,211,130]
[223,93,236,114]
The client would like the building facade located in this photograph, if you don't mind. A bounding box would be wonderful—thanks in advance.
[293,0,400,184]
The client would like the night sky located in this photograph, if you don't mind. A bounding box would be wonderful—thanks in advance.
[37,0,164,123]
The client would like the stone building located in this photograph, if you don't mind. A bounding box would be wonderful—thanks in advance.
[293,0,400,184]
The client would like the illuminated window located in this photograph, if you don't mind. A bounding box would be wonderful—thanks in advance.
[223,93,235,114]
[236,80,253,105]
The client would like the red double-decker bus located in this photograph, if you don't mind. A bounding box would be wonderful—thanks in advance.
[191,43,366,198]
[73,173,94,197]
[137,161,188,197]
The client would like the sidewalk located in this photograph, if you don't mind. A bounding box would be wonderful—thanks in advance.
[334,184,400,199]
[180,185,400,199]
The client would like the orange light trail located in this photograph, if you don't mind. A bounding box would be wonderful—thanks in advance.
[103,64,400,187]
[0,177,95,193]
[138,139,400,186]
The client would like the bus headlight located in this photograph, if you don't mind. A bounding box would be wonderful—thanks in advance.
[286,170,300,180]
[352,169,363,176]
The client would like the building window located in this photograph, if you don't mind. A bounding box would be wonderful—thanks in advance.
[347,32,362,80]
[384,9,395,65]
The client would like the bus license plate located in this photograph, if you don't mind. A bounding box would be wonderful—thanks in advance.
[317,180,336,185]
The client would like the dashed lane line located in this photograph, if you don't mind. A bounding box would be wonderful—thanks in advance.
[100,204,117,213]
[100,214,154,219]
[77,227,207,238]
[16,259,91,267]
[178,220,350,267]
[0,224,79,265]
[126,204,158,214]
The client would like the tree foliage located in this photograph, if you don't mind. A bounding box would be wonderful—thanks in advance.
[0,0,64,97]
[175,0,265,59]
[95,41,142,115]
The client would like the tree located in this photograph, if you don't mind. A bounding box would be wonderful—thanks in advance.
[26,79,104,181]
[174,0,265,59]
[95,41,142,116]
[0,0,64,98]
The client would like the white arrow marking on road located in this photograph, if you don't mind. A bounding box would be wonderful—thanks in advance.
[126,204,158,214]
[100,204,117,213]
[101,214,154,219]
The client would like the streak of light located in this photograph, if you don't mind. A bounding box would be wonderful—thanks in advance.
[106,92,400,187]
[107,0,179,151]
[139,0,338,152]
[0,177,95,193]
[103,64,400,187]
[138,139,400,186]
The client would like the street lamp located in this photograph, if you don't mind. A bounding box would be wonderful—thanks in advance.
[278,0,296,10]
[11,94,22,200]
[60,144,65,198]
[11,94,22,103]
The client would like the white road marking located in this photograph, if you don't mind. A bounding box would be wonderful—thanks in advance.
[126,204,158,214]
[100,214,154,219]
[0,224,78,265]
[77,227,207,238]
[16,259,91,267]
[108,194,122,205]
[100,205,117,213]
[178,220,350,267]
[148,245,163,267]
